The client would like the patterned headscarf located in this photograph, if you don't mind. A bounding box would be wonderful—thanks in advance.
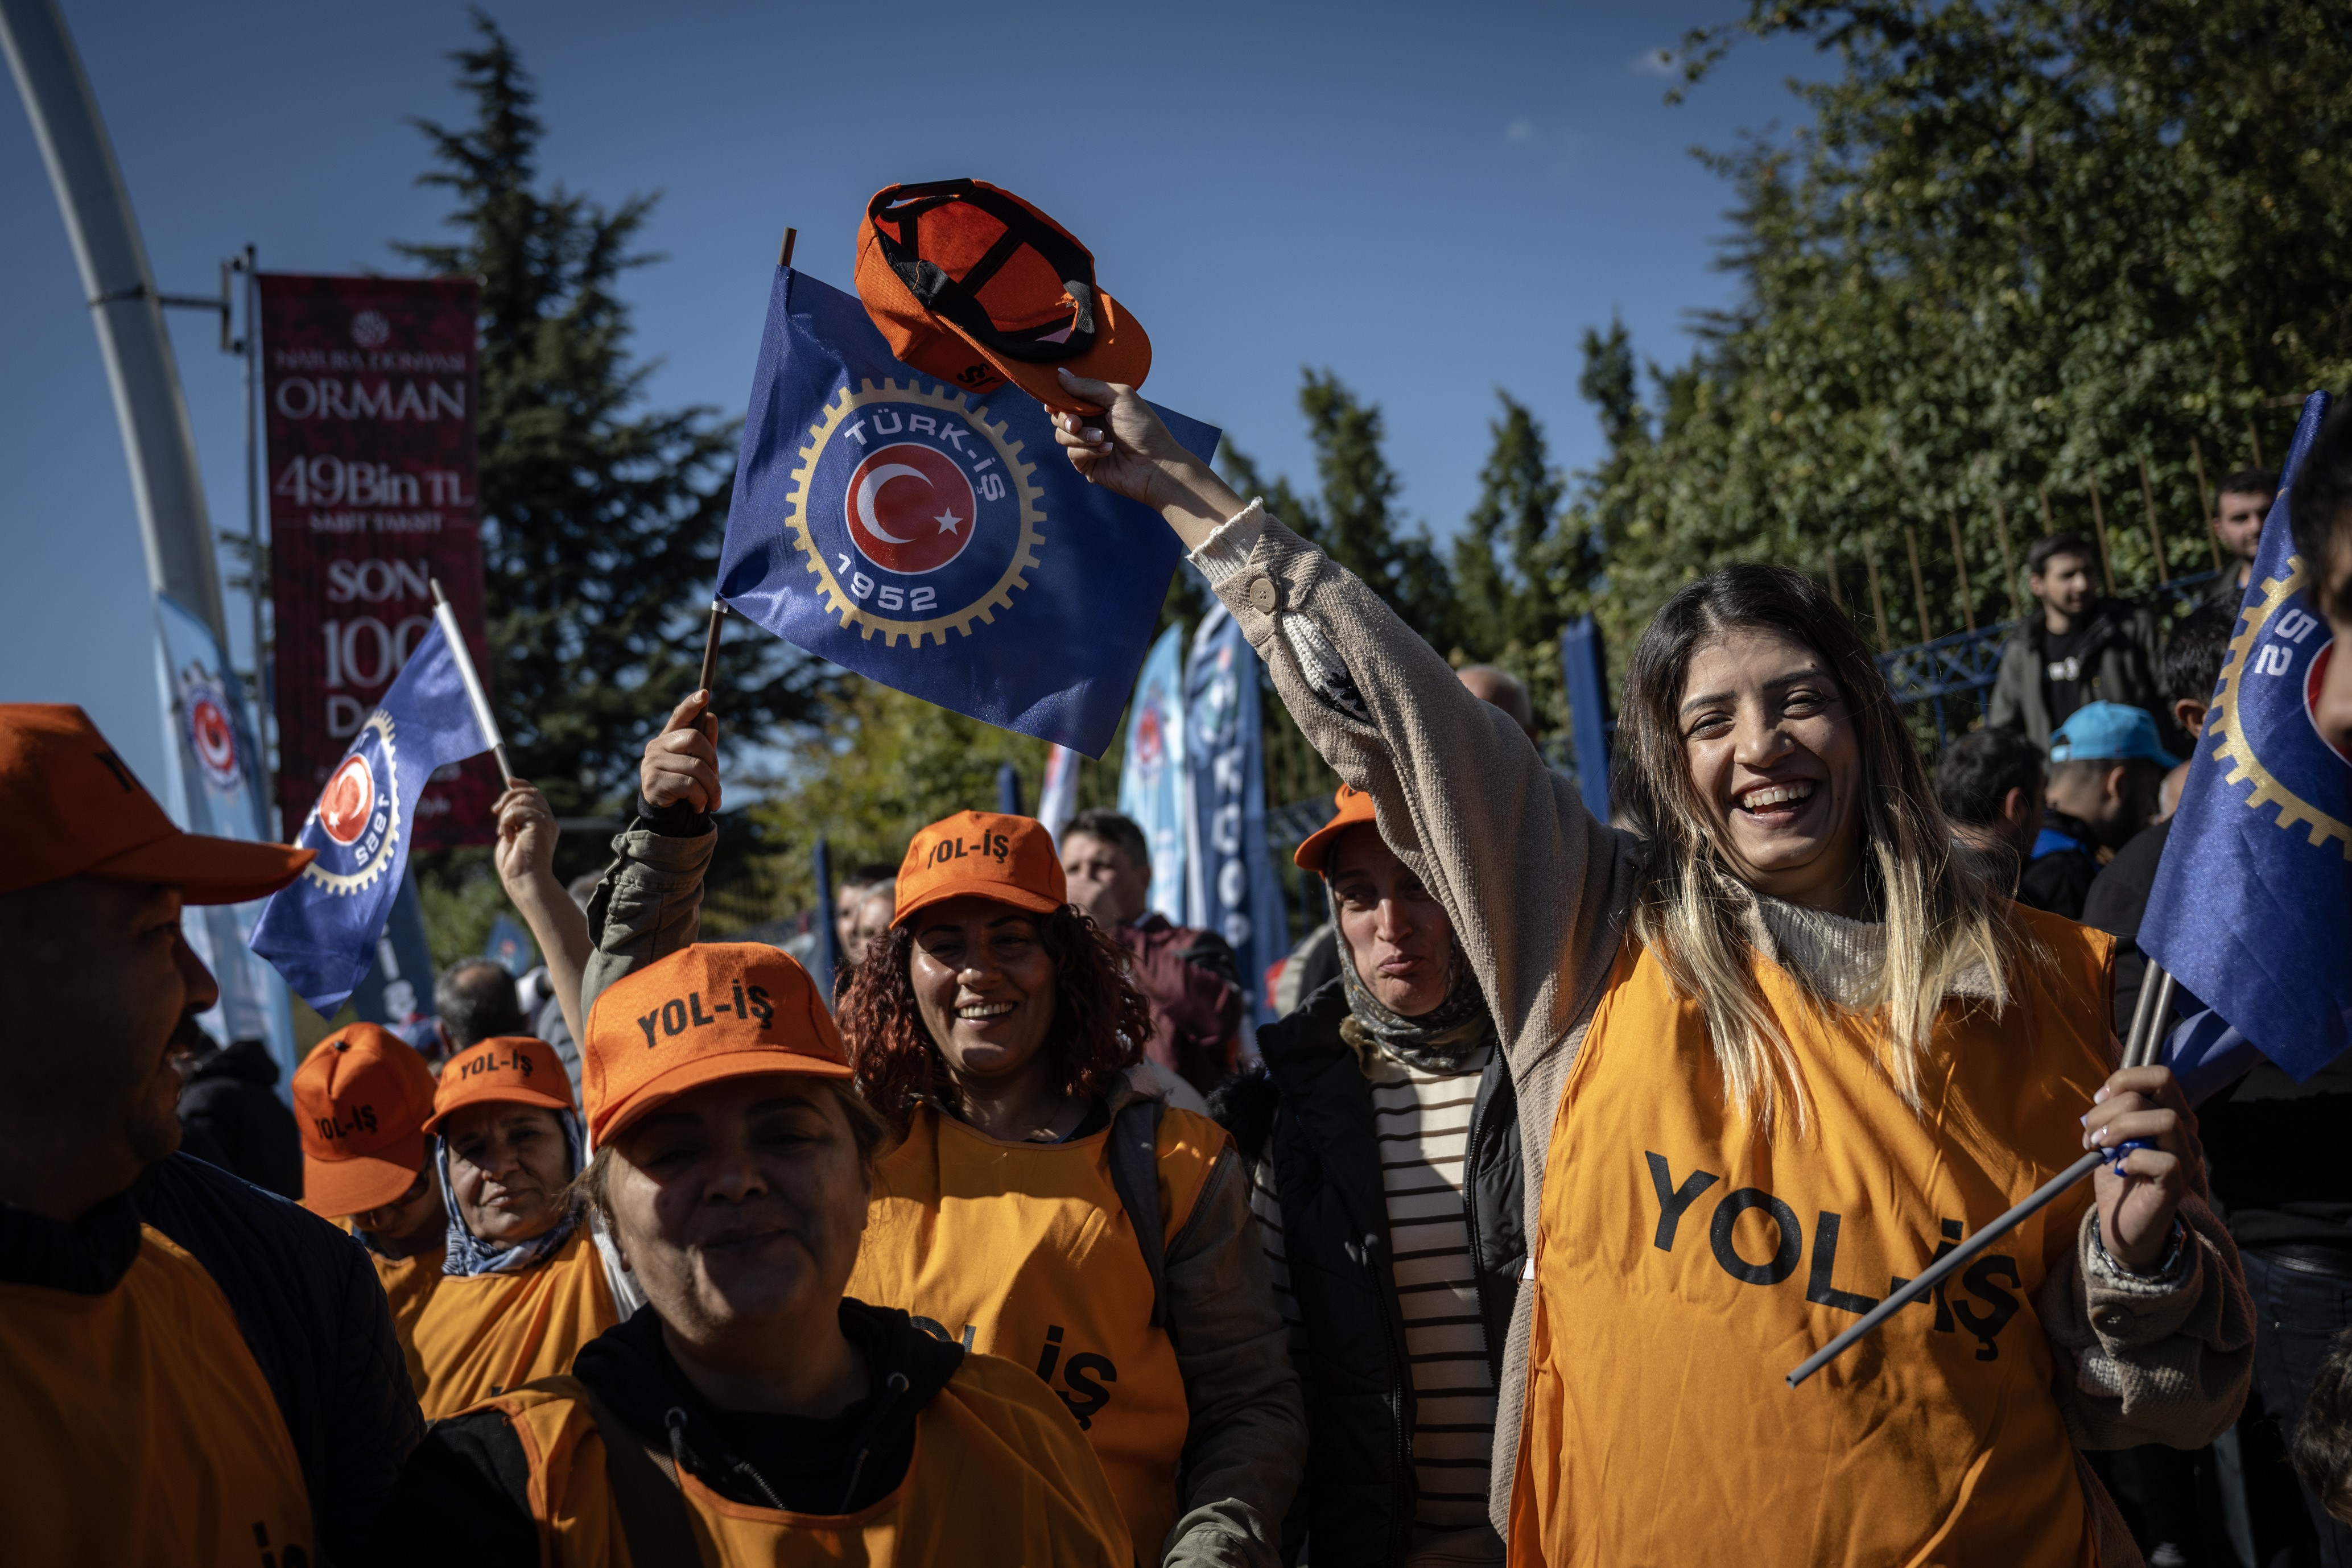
[1328,884,1497,1075]
[437,1107,587,1278]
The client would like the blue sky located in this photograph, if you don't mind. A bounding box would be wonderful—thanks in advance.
[1,1,1824,793]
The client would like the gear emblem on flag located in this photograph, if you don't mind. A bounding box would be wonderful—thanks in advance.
[783,379,1044,647]
[2208,556,2352,855]
[295,709,405,894]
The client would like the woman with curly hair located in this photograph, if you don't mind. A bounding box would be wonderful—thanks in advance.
[839,808,1304,1568]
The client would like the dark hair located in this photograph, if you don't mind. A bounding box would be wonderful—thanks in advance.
[572,1077,888,1222]
[2292,404,2352,620]
[2164,603,2235,707]
[434,960,525,1050]
[2027,534,2095,577]
[1064,808,1149,868]
[840,863,900,895]
[1934,729,2045,827]
[838,905,1148,1138]
[2296,1330,2352,1526]
[2217,468,2276,503]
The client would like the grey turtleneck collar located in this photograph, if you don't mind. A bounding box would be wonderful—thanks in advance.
[1747,894,1999,1008]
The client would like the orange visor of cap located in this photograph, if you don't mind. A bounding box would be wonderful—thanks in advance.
[294,1022,439,1217]
[1293,785,1380,874]
[856,179,1150,413]
[0,703,313,902]
[892,810,1066,928]
[424,1035,575,1135]
[583,944,852,1146]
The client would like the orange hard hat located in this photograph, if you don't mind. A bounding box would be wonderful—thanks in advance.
[425,1035,575,1135]
[583,944,851,1146]
[1293,785,1380,874]
[892,810,1066,928]
[294,1023,438,1217]
[856,179,1150,412]
[0,703,312,902]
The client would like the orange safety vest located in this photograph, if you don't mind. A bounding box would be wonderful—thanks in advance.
[339,1216,441,1400]
[847,1100,1226,1566]
[1509,908,2113,1568]
[411,1226,618,1420]
[474,1352,1132,1566]
[0,1224,314,1564]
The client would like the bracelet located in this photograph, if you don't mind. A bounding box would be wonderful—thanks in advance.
[2091,1211,2189,1281]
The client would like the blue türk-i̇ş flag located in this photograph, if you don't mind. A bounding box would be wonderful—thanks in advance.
[717,267,1219,758]
[2142,391,2352,1080]
[251,620,492,1014]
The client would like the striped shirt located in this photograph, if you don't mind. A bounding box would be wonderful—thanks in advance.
[1249,1045,1497,1541]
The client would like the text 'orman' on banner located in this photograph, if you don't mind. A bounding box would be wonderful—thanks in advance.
[259,273,496,847]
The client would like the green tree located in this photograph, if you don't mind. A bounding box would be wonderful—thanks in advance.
[1581,0,2352,683]
[398,16,819,826]
[1455,391,1575,658]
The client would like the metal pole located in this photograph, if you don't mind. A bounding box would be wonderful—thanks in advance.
[1,0,226,639]
[238,246,273,833]
[811,837,840,1003]
[430,577,514,784]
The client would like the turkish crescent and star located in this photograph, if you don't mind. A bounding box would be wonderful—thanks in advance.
[855,463,963,544]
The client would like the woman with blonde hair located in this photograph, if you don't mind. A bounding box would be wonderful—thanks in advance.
[1049,364,2251,1567]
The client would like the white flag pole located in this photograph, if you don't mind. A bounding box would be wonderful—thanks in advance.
[429,577,514,783]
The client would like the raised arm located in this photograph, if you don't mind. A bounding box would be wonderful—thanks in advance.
[1049,369,1633,1074]
[492,780,592,1051]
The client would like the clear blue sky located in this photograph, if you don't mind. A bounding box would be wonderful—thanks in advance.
[2,0,1823,794]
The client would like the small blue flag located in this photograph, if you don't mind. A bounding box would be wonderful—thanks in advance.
[1119,624,1190,923]
[484,913,536,977]
[1184,604,1289,1014]
[2142,392,2352,1080]
[251,621,491,1014]
[718,269,1219,758]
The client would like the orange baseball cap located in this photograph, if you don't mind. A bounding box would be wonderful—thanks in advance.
[1293,785,1380,874]
[583,944,851,1145]
[294,1024,438,1217]
[425,1035,575,1134]
[0,703,313,902]
[856,179,1150,413]
[892,810,1066,927]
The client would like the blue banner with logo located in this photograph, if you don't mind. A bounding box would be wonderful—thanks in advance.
[154,594,300,1085]
[252,620,490,1014]
[2143,391,2352,1080]
[1184,604,1288,1013]
[717,269,1216,758]
[1118,625,1190,925]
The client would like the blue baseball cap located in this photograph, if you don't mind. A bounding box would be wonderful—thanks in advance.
[2048,702,2178,768]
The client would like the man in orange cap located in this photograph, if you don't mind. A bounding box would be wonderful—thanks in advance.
[0,703,419,1559]
[296,1023,447,1388]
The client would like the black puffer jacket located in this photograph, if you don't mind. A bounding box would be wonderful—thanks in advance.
[178,1038,302,1199]
[1219,978,1524,1565]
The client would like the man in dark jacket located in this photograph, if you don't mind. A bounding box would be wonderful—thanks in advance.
[1061,807,1244,1094]
[175,1021,302,1197]
[2202,468,2276,613]
[1988,533,2170,750]
[0,704,420,1561]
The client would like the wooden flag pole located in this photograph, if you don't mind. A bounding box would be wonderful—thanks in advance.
[778,227,798,269]
[2136,455,2171,586]
[2086,473,2116,596]
[1945,509,1976,634]
[429,577,515,784]
[696,600,728,698]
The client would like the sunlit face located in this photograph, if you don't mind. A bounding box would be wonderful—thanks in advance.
[606,1076,869,1338]
[443,1103,570,1245]
[908,896,1059,1089]
[2213,489,2272,566]
[1059,833,1150,928]
[1677,626,1866,910]
[352,1156,444,1248]
[1328,825,1454,1018]
[2030,552,2097,618]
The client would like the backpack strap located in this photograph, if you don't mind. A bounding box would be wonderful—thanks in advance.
[572,1381,703,1568]
[1105,1096,1170,1331]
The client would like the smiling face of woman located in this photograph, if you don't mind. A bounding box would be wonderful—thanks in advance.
[606,1076,869,1338]
[907,896,1061,1090]
[1677,624,1867,913]
[1328,825,1455,1017]
[441,1103,570,1246]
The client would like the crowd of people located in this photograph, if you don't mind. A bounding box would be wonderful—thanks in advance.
[6,373,2352,1565]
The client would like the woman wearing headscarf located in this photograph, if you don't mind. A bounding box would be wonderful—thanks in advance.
[1218,784,1520,1566]
[406,1033,620,1418]
[837,809,1305,1568]
[1049,366,2251,1567]
[365,944,1134,1566]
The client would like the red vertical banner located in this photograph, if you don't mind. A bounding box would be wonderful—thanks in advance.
[261,274,496,848]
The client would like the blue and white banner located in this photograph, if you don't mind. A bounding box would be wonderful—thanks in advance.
[154,593,299,1083]
[252,620,491,1014]
[1118,625,1189,924]
[1183,604,1288,1013]
[1038,744,1082,847]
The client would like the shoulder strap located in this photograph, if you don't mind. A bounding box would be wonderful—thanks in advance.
[575,1384,703,1568]
[1105,1097,1170,1331]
